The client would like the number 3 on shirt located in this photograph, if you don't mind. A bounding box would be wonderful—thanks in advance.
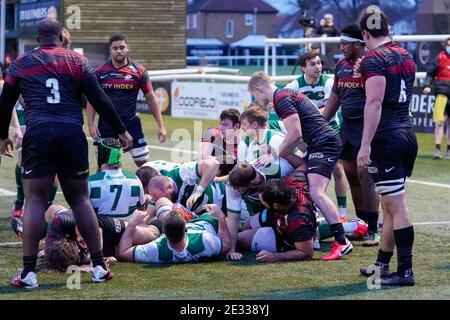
[46,78,60,104]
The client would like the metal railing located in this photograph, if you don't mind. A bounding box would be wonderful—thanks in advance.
[264,34,450,76]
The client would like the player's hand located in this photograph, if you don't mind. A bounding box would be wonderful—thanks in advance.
[118,131,133,152]
[423,87,431,95]
[357,145,371,168]
[226,251,243,261]
[204,204,225,219]
[254,154,276,169]
[128,210,150,227]
[0,138,14,158]
[353,58,362,77]
[11,127,23,150]
[89,125,101,140]
[186,191,203,210]
[256,250,277,263]
[158,126,167,143]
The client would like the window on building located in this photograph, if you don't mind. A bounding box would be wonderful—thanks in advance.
[186,15,190,30]
[245,14,253,26]
[192,14,197,29]
[226,19,234,38]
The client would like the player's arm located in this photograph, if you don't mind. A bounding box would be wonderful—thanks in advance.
[197,141,214,160]
[357,76,386,167]
[204,204,231,255]
[256,240,313,263]
[86,102,100,140]
[224,185,243,260]
[117,211,150,262]
[279,114,303,157]
[144,91,167,143]
[323,91,340,121]
[186,158,220,209]
[423,56,439,94]
[0,82,21,156]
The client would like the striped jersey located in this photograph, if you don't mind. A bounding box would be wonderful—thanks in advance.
[162,161,226,214]
[237,129,293,179]
[361,42,416,132]
[5,44,93,129]
[132,213,222,263]
[95,59,152,125]
[273,88,336,147]
[88,169,145,218]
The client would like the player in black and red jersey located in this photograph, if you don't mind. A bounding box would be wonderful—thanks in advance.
[357,6,417,286]
[87,34,166,167]
[323,23,380,246]
[248,72,353,261]
[0,19,132,288]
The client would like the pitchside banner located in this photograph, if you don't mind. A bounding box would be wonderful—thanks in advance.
[410,87,436,134]
[136,82,171,115]
[171,82,251,119]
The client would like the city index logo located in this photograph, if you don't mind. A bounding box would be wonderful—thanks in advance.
[338,81,362,89]
[102,83,137,90]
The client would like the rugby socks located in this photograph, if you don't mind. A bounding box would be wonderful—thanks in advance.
[394,226,414,278]
[447,145,450,152]
[355,209,367,222]
[15,164,24,204]
[375,249,393,268]
[435,144,441,151]
[366,211,379,234]
[46,185,58,209]
[337,196,347,217]
[330,223,347,245]
[22,255,37,278]
[90,250,107,270]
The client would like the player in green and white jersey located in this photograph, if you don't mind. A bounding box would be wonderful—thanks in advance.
[88,138,145,219]
[285,52,349,219]
[238,106,297,179]
[118,204,230,263]
[147,159,228,216]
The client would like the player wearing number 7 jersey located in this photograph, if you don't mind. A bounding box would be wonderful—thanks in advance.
[89,138,145,219]
[0,19,133,288]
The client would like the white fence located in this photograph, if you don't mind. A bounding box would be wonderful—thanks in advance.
[264,34,450,76]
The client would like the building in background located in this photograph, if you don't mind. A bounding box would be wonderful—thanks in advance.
[3,0,186,70]
[186,0,278,66]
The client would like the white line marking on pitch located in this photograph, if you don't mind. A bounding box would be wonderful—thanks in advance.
[407,179,450,189]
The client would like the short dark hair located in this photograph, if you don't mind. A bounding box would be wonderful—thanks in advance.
[341,23,364,42]
[220,108,241,126]
[240,106,268,127]
[310,43,320,50]
[37,18,63,43]
[46,238,80,272]
[163,211,186,243]
[229,164,256,188]
[300,51,320,67]
[445,37,450,46]
[136,166,160,190]
[259,179,297,208]
[359,6,389,38]
[109,33,127,45]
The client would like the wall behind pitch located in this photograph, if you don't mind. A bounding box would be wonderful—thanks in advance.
[62,0,186,70]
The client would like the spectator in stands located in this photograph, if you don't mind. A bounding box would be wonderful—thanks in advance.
[317,14,340,37]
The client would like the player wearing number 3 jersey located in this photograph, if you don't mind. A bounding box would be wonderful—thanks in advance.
[0,19,133,288]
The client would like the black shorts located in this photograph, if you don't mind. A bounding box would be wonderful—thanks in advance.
[21,123,89,179]
[99,116,147,149]
[340,118,363,161]
[369,127,418,185]
[97,216,126,258]
[307,134,342,179]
